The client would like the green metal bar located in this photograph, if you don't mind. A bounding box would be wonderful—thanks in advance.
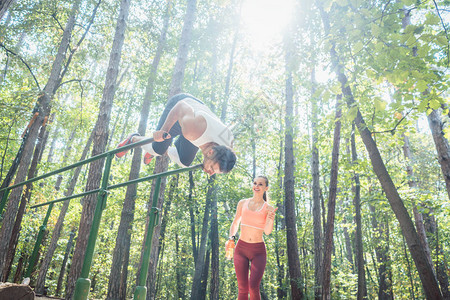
[0,137,154,194]
[30,164,202,210]
[24,202,54,278]
[29,189,101,209]
[73,154,114,300]
[108,164,203,191]
[134,176,162,300]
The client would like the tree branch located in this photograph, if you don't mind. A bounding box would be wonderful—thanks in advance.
[58,79,95,88]
[371,108,414,135]
[0,42,41,90]
[432,0,450,66]
[57,0,102,91]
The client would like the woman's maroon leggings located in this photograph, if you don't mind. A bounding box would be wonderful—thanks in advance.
[233,240,267,300]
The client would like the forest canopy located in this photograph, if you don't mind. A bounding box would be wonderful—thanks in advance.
[0,0,449,299]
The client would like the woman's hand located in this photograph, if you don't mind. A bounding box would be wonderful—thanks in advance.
[153,130,171,142]
[267,207,278,221]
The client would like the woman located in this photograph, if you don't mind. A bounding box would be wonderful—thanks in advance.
[228,176,277,300]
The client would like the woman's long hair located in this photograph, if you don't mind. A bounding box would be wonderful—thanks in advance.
[256,175,269,202]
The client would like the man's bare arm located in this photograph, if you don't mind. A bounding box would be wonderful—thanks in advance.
[153,100,194,141]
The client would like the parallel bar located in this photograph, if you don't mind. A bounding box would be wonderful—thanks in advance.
[134,176,162,300]
[108,164,203,191]
[30,189,101,209]
[25,203,54,278]
[30,164,202,209]
[0,137,154,194]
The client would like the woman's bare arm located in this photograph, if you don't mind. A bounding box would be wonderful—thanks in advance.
[264,205,276,235]
[229,200,244,238]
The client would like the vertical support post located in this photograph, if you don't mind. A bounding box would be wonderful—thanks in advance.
[73,154,114,300]
[24,202,54,278]
[0,188,10,217]
[134,176,162,300]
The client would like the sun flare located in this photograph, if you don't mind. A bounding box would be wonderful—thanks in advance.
[241,0,295,47]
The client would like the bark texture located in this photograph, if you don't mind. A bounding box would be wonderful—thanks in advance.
[140,0,197,297]
[0,0,81,278]
[106,2,171,298]
[284,38,303,299]
[310,68,323,300]
[318,4,443,299]
[65,0,130,297]
[35,130,93,294]
[427,109,450,201]
[321,96,341,299]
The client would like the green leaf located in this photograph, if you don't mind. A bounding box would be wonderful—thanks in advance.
[430,99,441,110]
[436,36,449,46]
[424,13,440,26]
[374,98,387,111]
[353,41,364,53]
[371,24,381,38]
[404,25,416,34]
[406,34,417,46]
[417,44,429,57]
[418,99,429,112]
[416,80,428,92]
[347,106,358,121]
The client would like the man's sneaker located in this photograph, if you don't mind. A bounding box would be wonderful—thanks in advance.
[143,152,153,165]
[116,133,140,158]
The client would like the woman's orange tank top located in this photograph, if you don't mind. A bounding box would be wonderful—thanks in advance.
[241,199,267,230]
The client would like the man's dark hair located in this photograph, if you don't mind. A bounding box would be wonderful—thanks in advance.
[212,145,236,173]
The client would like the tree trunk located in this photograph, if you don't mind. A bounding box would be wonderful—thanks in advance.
[56,230,75,297]
[190,176,214,300]
[220,2,240,121]
[2,190,26,282]
[402,135,434,270]
[317,5,443,298]
[106,2,171,299]
[0,0,81,278]
[369,204,393,300]
[343,225,354,269]
[424,214,450,298]
[12,251,26,284]
[199,248,210,300]
[168,0,197,96]
[0,0,15,21]
[175,232,187,299]
[188,172,198,264]
[350,123,367,300]
[284,36,303,299]
[65,0,130,297]
[138,156,169,300]
[321,96,342,299]
[209,187,219,300]
[3,117,49,281]
[310,67,323,300]
[137,0,196,297]
[427,109,450,201]
[35,130,93,294]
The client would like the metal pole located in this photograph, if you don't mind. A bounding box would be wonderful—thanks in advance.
[134,176,162,300]
[29,164,202,210]
[73,154,114,300]
[24,202,54,278]
[0,137,154,195]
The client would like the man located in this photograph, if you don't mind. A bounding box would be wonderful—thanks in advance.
[116,93,236,175]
